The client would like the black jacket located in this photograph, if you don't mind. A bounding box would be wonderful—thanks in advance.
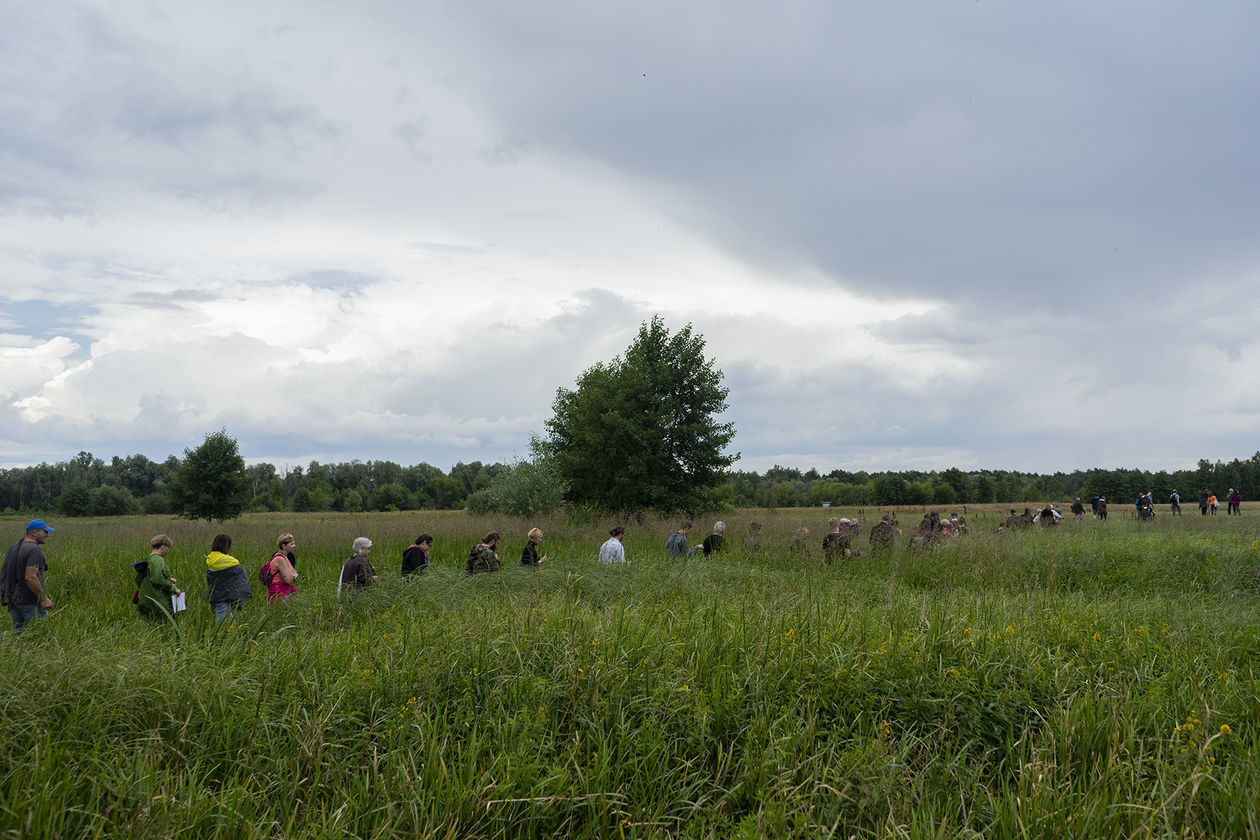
[206,565,252,605]
[402,545,429,576]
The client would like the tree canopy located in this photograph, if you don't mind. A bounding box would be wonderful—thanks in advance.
[167,429,251,521]
[543,316,738,514]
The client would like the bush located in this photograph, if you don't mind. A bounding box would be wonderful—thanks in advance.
[141,493,169,515]
[88,485,140,516]
[57,483,92,517]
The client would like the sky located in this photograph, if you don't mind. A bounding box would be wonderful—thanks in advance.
[2,2,1259,476]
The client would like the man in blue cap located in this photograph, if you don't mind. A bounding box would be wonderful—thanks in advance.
[1,519,55,633]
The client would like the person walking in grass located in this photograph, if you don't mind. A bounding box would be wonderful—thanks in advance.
[869,514,895,553]
[340,537,379,593]
[598,527,627,565]
[1228,489,1242,516]
[822,517,851,563]
[465,532,501,575]
[1199,489,1210,515]
[701,521,726,557]
[792,526,811,557]
[402,533,432,576]
[1169,490,1181,516]
[666,522,700,558]
[743,522,763,554]
[206,533,251,621]
[520,528,547,566]
[136,534,181,621]
[265,534,298,602]
[1,519,55,634]
[1071,498,1086,520]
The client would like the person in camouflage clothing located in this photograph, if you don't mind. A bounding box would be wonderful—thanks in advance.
[869,514,895,553]
[465,532,501,575]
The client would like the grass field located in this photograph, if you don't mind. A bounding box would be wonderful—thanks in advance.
[2,506,1259,838]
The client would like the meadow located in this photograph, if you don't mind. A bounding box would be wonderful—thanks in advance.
[2,506,1260,839]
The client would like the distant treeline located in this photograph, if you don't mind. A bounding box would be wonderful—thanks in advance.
[717,457,1260,509]
[0,452,504,517]
[2,450,1258,518]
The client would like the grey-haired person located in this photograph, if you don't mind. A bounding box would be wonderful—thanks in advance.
[339,537,378,595]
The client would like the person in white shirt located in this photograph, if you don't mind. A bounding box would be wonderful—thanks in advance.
[598,526,627,564]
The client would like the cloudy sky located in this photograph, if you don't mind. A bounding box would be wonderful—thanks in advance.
[2,2,1258,476]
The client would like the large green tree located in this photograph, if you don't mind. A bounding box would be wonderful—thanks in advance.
[544,316,737,513]
[167,430,250,521]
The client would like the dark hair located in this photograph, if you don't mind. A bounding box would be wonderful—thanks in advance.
[482,531,499,545]
[210,533,232,553]
[415,533,433,546]
[610,526,625,537]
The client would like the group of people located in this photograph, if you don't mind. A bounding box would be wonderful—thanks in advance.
[907,511,968,548]
[6,491,1248,632]
[1184,488,1242,516]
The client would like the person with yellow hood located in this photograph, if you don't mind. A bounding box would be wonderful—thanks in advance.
[206,533,251,621]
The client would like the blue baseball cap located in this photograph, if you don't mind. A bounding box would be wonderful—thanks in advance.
[26,519,54,532]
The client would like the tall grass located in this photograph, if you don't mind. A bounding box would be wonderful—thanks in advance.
[2,508,1259,838]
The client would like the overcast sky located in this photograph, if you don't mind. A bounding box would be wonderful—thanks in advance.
[3,2,1258,476]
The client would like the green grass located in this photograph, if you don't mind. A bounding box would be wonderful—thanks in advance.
[3,508,1260,838]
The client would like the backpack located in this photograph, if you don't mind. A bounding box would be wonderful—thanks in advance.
[130,559,149,605]
[258,559,274,586]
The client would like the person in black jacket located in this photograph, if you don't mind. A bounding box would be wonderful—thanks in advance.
[205,533,251,621]
[520,528,547,566]
[701,522,726,557]
[402,534,432,576]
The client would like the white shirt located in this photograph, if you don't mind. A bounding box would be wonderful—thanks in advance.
[597,537,626,564]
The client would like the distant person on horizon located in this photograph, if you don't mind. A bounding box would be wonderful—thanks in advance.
[1199,489,1210,515]
[1209,492,1219,515]
[1228,489,1241,516]
[1071,498,1085,520]
[1097,497,1108,520]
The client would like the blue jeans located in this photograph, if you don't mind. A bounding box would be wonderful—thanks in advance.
[8,603,46,634]
[212,601,237,621]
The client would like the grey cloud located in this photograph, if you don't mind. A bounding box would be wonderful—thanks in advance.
[124,289,225,307]
[0,5,341,215]
[415,1,1260,310]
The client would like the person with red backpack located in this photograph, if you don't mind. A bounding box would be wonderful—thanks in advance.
[260,533,298,602]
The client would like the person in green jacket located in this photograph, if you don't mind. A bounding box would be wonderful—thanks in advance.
[136,534,182,621]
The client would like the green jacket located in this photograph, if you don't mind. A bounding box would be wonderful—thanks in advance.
[138,552,176,619]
